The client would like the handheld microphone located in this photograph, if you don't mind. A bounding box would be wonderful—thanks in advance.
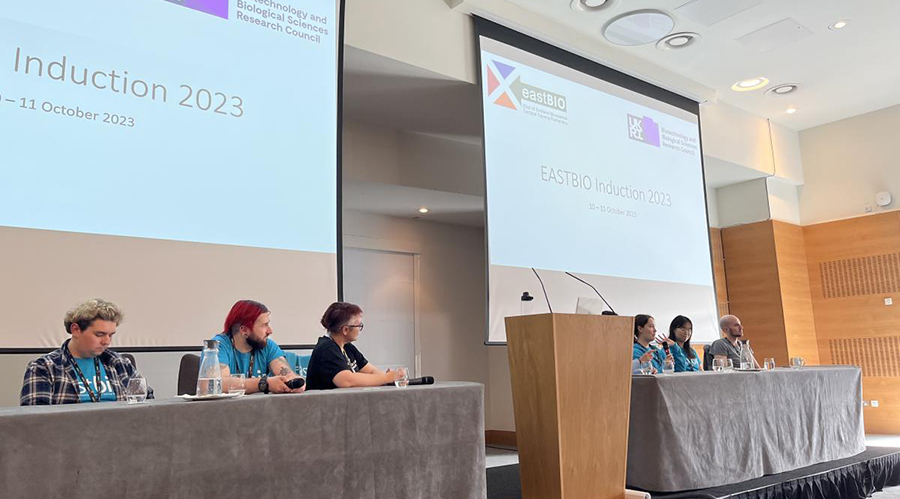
[383,376,434,387]
[661,342,670,355]
[564,272,617,315]
[531,268,553,313]
[286,378,305,389]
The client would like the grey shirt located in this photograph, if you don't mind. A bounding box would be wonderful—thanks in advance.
[709,337,751,366]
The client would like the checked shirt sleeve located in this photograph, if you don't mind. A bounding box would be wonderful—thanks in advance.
[20,360,54,406]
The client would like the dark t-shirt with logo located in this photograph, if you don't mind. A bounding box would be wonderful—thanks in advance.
[306,336,369,390]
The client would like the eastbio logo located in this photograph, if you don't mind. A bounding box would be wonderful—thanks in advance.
[162,0,229,19]
[485,60,567,113]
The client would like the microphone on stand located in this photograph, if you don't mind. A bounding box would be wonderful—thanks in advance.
[531,268,553,313]
[564,271,617,315]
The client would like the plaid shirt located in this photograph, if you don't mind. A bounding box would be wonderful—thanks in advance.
[20,339,155,405]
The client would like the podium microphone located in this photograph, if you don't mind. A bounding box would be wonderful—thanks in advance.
[531,268,553,313]
[564,271,617,315]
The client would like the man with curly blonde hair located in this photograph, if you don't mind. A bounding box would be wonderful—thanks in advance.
[20,298,154,405]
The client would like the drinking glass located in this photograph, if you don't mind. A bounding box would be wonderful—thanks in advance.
[764,358,776,371]
[712,358,725,373]
[790,357,806,369]
[228,374,246,396]
[393,367,410,388]
[663,357,675,375]
[125,378,148,404]
[724,359,734,372]
[639,361,653,375]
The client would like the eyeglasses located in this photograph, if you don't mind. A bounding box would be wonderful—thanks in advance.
[345,323,364,331]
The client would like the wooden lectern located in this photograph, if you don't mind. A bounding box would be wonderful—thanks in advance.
[505,313,635,499]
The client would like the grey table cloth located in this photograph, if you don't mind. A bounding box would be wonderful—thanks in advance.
[0,382,486,499]
[627,366,866,492]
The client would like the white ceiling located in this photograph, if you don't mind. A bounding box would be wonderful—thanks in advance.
[343,180,485,227]
[503,0,900,130]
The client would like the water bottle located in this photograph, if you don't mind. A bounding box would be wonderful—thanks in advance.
[520,292,534,315]
[196,339,223,396]
[739,340,754,370]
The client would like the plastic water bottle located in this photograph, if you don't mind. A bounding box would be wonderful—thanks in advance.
[196,339,223,396]
[739,340,754,370]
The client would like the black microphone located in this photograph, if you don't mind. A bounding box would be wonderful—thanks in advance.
[286,378,305,389]
[407,376,434,386]
[564,272,617,315]
[531,268,553,313]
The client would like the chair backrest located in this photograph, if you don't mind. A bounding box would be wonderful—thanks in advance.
[283,351,312,377]
[177,354,201,395]
[702,344,713,371]
[121,353,137,368]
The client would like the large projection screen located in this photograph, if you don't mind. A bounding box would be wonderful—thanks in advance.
[0,0,343,350]
[476,18,719,345]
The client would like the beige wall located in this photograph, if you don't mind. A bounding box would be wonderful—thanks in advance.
[799,103,900,225]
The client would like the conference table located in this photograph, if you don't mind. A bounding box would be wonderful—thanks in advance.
[0,382,486,499]
[627,365,866,492]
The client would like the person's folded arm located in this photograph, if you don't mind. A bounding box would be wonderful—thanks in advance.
[333,369,397,388]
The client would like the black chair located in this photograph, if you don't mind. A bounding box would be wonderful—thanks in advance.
[703,344,713,371]
[177,354,201,395]
[121,353,137,368]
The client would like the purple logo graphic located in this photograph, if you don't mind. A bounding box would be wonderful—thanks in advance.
[162,0,229,19]
[627,114,660,147]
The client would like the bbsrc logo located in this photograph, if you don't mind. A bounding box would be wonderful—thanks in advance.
[162,0,229,19]
[485,60,567,113]
[627,114,660,147]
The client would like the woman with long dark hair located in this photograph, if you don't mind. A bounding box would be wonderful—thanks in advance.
[666,315,701,372]
[632,314,669,373]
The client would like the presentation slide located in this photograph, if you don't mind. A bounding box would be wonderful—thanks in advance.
[480,35,719,344]
[0,0,340,349]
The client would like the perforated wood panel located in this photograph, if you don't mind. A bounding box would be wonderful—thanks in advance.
[829,337,900,377]
[819,253,900,298]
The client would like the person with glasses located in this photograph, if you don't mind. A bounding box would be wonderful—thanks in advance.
[661,315,701,372]
[306,302,406,389]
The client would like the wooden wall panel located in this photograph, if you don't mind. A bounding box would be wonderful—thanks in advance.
[772,221,820,364]
[804,212,900,434]
[710,228,730,318]
[722,221,790,364]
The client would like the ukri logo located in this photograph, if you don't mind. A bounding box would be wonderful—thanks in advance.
[627,114,660,147]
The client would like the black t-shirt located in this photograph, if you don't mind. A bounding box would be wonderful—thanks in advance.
[306,335,369,390]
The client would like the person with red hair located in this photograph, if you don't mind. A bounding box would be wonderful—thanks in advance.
[306,302,405,390]
[211,300,304,395]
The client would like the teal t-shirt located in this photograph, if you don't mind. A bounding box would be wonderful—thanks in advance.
[74,357,117,402]
[671,345,701,372]
[212,333,287,378]
[632,343,666,373]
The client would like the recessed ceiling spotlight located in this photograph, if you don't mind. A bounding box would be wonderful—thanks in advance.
[418,207,429,214]
[731,77,769,92]
[603,10,675,46]
[571,0,615,12]
[765,83,801,96]
[786,107,798,114]
[657,32,701,51]
[828,19,849,30]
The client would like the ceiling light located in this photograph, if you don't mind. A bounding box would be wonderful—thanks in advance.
[786,107,797,114]
[603,10,675,46]
[765,83,801,96]
[418,207,429,214]
[571,0,615,12]
[828,20,848,30]
[657,32,701,51]
[731,77,769,92]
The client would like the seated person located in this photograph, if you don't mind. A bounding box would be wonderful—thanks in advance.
[709,314,759,369]
[20,298,154,405]
[631,314,672,374]
[657,315,701,372]
[306,302,405,389]
[212,300,304,395]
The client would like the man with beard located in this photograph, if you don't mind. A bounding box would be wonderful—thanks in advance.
[709,314,759,369]
[212,300,304,394]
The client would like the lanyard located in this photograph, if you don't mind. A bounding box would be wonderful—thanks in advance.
[70,356,103,403]
[230,336,257,377]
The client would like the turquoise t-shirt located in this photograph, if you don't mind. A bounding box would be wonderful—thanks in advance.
[212,333,287,378]
[632,343,666,373]
[671,345,701,372]
[74,357,117,402]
